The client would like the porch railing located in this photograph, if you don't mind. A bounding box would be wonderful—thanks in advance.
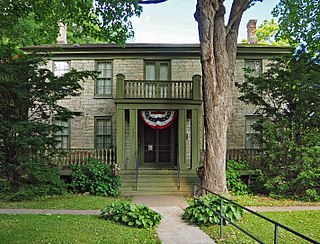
[226,149,262,168]
[116,74,201,100]
[53,148,116,168]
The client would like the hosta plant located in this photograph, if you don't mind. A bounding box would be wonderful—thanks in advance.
[100,202,162,229]
[182,194,243,226]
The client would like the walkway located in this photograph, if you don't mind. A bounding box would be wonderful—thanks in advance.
[133,195,214,244]
[1,196,320,244]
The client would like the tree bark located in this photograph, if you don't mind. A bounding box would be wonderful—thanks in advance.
[195,0,251,194]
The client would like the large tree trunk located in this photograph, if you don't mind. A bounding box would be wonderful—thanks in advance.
[195,0,250,194]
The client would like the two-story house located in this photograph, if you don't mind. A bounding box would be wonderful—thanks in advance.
[24,22,288,195]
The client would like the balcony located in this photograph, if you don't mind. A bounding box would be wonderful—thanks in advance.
[116,74,201,101]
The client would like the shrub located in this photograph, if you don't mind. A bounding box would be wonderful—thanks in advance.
[182,194,243,226]
[1,159,66,201]
[100,202,162,228]
[226,160,249,195]
[70,158,121,196]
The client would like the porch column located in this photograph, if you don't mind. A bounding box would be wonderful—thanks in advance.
[191,109,200,167]
[178,109,187,169]
[129,109,138,169]
[116,108,125,169]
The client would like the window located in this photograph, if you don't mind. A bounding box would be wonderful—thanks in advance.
[95,117,112,149]
[145,61,170,81]
[245,115,260,149]
[54,120,70,149]
[245,60,262,77]
[53,61,70,77]
[96,61,112,96]
[145,61,170,98]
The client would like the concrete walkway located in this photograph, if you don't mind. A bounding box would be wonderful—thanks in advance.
[133,195,214,244]
[1,196,320,244]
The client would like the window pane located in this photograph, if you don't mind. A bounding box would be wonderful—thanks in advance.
[146,63,156,80]
[245,116,259,149]
[95,118,112,148]
[96,62,112,95]
[54,120,69,149]
[53,61,70,77]
[245,60,261,77]
[160,63,169,80]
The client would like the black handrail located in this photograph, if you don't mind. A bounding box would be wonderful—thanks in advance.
[177,151,180,190]
[135,151,139,191]
[193,184,319,244]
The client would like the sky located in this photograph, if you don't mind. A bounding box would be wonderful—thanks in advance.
[129,0,278,43]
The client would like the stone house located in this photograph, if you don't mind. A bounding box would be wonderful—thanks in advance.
[25,22,288,195]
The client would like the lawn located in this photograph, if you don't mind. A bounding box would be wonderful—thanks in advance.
[0,193,131,210]
[0,214,160,244]
[202,210,320,243]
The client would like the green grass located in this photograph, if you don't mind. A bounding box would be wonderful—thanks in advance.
[0,193,131,209]
[0,214,160,244]
[228,194,320,207]
[202,210,320,244]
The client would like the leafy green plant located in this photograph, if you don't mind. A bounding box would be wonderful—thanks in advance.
[70,158,121,196]
[182,194,243,226]
[226,160,249,195]
[0,159,66,201]
[100,202,162,229]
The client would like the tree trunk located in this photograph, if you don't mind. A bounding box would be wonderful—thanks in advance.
[195,0,249,194]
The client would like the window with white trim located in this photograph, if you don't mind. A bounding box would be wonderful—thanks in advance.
[95,117,112,149]
[96,61,112,96]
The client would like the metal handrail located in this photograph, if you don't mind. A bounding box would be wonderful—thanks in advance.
[177,151,181,190]
[193,184,319,244]
[135,151,139,191]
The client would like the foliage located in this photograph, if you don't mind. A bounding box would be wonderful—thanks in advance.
[0,160,66,201]
[0,44,96,199]
[0,214,160,243]
[237,51,320,200]
[202,210,320,243]
[70,158,121,196]
[182,194,243,226]
[100,202,162,229]
[0,0,142,47]
[273,0,320,55]
[254,19,289,46]
[226,160,249,195]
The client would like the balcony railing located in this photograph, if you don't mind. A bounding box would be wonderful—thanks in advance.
[116,74,201,100]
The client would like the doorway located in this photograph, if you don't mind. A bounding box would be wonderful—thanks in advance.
[139,116,178,168]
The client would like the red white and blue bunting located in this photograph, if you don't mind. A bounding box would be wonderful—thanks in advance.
[139,110,177,129]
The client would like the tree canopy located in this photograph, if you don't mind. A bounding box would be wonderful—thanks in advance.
[0,0,142,47]
[273,0,320,55]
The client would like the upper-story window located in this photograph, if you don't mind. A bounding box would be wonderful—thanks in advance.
[54,120,70,149]
[245,60,262,77]
[53,61,70,77]
[245,115,260,149]
[145,61,170,81]
[96,61,112,97]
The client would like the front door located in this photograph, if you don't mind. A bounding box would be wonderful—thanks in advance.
[139,117,177,168]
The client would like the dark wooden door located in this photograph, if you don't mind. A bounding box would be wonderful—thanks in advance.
[140,119,177,168]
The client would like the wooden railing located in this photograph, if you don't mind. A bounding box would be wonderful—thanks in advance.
[226,149,262,168]
[53,148,116,168]
[116,74,201,100]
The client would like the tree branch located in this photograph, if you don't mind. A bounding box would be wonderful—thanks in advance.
[226,0,253,35]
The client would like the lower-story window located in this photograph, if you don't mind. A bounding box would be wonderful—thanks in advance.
[54,120,70,149]
[245,115,260,149]
[95,117,112,149]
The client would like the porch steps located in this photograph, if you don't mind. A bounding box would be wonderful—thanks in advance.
[119,169,199,196]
